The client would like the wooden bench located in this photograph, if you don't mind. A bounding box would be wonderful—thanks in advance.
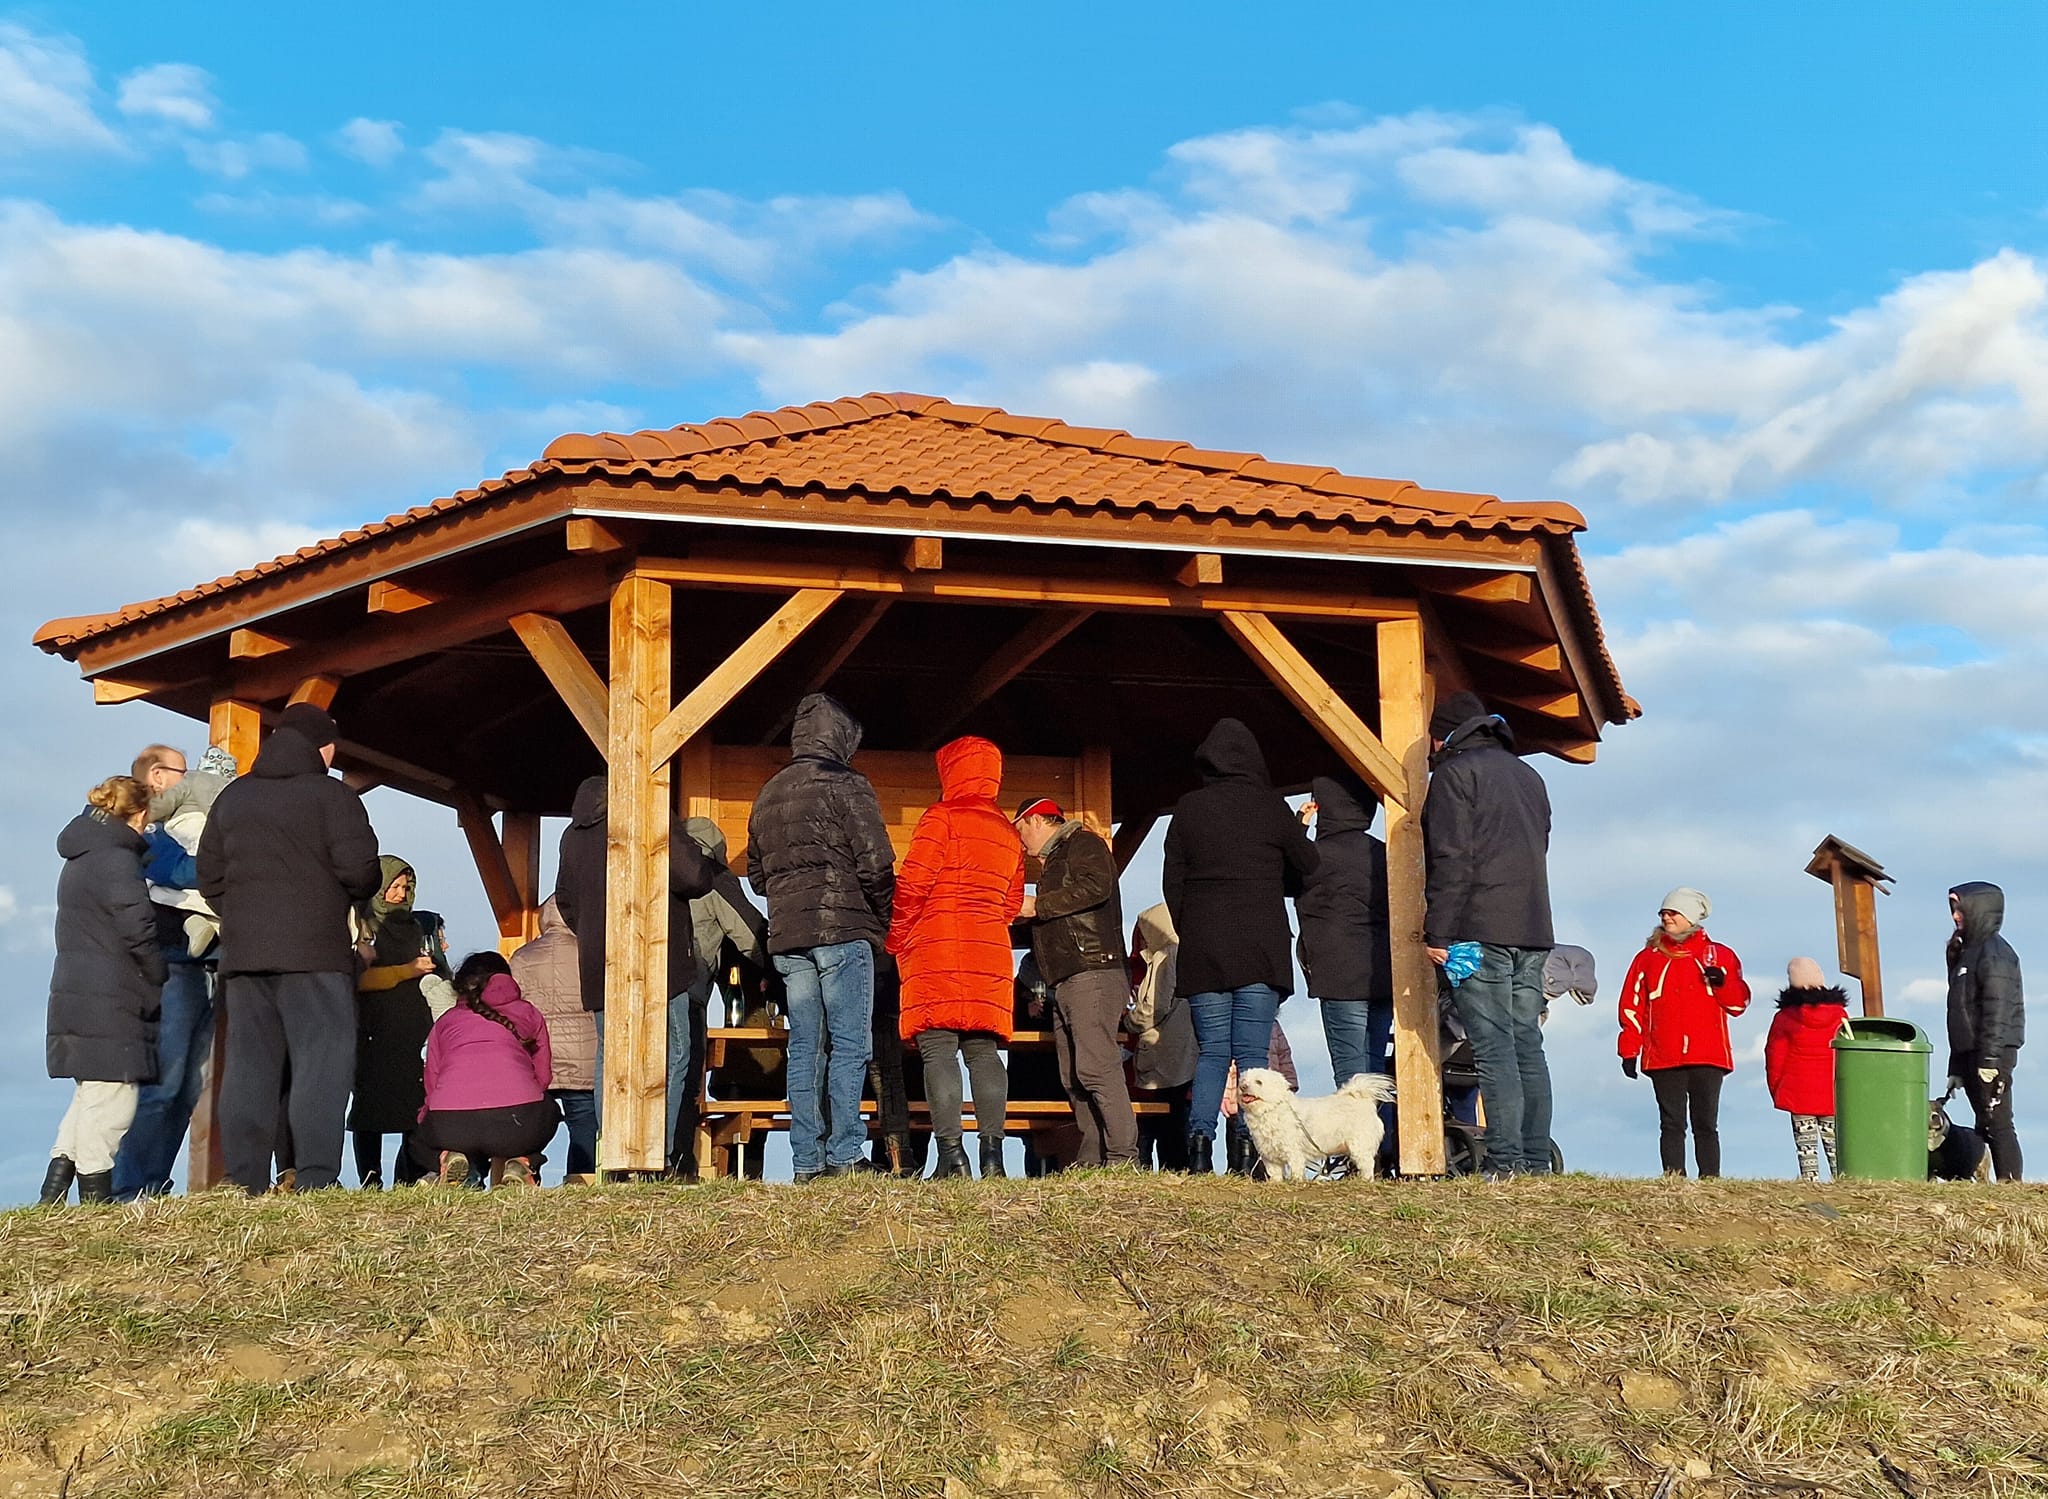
[696,1027,1175,1177]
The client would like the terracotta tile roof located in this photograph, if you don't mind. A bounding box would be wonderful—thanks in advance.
[33,392,1592,655]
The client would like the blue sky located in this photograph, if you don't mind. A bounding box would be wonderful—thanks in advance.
[4,3,2048,1197]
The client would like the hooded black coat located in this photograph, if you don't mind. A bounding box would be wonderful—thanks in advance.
[1421,713,1554,950]
[48,809,169,1082]
[1947,881,2024,1076]
[196,727,384,976]
[554,774,723,1013]
[746,694,896,955]
[1162,719,1319,998]
[1296,775,1392,1001]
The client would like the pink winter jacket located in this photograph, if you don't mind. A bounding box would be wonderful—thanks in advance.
[420,973,552,1116]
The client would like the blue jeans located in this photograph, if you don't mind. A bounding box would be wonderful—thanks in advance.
[1450,944,1553,1174]
[113,960,214,1200]
[775,942,875,1173]
[550,1089,597,1178]
[666,978,711,1168]
[1188,984,1281,1139]
[1321,997,1393,1087]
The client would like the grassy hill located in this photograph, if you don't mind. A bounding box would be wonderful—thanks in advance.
[1,1174,2045,1498]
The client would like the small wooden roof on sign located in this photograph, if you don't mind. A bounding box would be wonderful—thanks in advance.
[1806,835,1892,890]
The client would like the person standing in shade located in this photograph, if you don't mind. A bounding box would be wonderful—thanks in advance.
[1163,719,1318,1175]
[198,703,383,1194]
[1421,691,1555,1178]
[1947,881,2025,1182]
[510,896,598,1181]
[42,776,166,1205]
[1016,796,1137,1170]
[1296,773,1394,1090]
[1616,888,1751,1179]
[746,694,896,1181]
[673,819,769,1179]
[348,857,449,1187]
[888,737,1025,1179]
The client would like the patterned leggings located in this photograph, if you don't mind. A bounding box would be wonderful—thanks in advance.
[1791,1114,1838,1181]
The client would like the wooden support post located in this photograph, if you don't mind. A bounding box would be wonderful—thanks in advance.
[457,797,529,952]
[678,735,716,824]
[1850,880,1883,1016]
[1378,616,1445,1176]
[186,696,263,1192]
[1078,744,1114,837]
[510,612,610,753]
[288,674,341,710]
[923,610,1093,746]
[604,573,673,1174]
[502,812,544,952]
[648,589,841,767]
[1219,610,1410,807]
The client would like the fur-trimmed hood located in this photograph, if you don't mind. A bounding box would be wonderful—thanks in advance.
[1777,983,1851,1010]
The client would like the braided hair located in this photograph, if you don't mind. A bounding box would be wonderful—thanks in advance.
[450,951,537,1053]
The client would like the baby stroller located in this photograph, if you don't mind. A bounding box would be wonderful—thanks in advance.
[1436,944,1593,1176]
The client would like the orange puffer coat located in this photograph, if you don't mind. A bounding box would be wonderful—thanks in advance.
[887,737,1026,1041]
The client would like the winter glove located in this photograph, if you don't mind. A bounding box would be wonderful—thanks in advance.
[1702,965,1727,990]
[1945,1074,1966,1096]
[1621,1057,1639,1080]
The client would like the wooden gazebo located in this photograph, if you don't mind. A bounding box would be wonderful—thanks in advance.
[35,392,1634,1179]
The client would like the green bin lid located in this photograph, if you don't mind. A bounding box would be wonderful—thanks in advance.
[1830,1016,1931,1052]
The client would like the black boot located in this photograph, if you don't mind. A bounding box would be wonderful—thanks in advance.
[38,1157,75,1206]
[929,1137,971,1180]
[979,1137,1006,1179]
[1225,1129,1250,1176]
[76,1171,114,1205]
[1185,1132,1215,1175]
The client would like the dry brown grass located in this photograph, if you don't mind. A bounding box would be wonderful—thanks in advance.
[2,1175,2046,1497]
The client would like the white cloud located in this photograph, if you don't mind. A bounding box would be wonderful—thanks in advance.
[183,131,309,179]
[115,62,216,130]
[0,24,120,156]
[334,116,404,167]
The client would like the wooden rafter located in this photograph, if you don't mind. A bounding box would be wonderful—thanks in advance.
[229,628,291,659]
[1111,812,1160,872]
[1218,610,1410,808]
[566,515,632,553]
[756,598,893,745]
[1176,553,1223,588]
[509,611,610,752]
[648,589,842,767]
[1431,573,1532,606]
[368,580,440,615]
[91,678,154,705]
[1469,638,1562,674]
[902,536,944,571]
[456,796,525,933]
[288,674,341,710]
[922,610,1093,747]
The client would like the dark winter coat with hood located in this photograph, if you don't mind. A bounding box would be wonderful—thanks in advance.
[1421,712,1554,950]
[1947,881,2024,1076]
[554,774,722,1013]
[1162,719,1319,998]
[48,808,169,1082]
[746,694,896,955]
[1765,983,1850,1117]
[196,726,384,977]
[1296,774,1392,1002]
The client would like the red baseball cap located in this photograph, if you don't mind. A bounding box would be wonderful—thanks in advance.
[1013,797,1063,822]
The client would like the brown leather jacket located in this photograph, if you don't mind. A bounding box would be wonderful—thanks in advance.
[1022,822,1127,987]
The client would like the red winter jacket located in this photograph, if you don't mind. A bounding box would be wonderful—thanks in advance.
[1617,928,1751,1073]
[1764,985,1850,1116]
[887,737,1026,1041]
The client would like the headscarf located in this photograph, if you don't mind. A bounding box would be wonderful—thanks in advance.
[366,855,418,933]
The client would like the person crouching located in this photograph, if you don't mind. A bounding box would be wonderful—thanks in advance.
[411,953,558,1188]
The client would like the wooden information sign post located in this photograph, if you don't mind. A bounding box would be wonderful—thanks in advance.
[1805,835,1891,1016]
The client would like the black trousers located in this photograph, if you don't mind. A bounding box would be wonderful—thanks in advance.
[353,1129,430,1186]
[220,972,357,1193]
[1649,1064,1724,1178]
[409,1100,561,1170]
[1963,1065,2024,1182]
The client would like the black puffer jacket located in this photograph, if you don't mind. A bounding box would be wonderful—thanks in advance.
[1947,881,2024,1076]
[196,727,383,976]
[747,694,896,954]
[1025,821,1127,987]
[1421,713,1554,950]
[1297,775,1392,1002]
[48,809,168,1082]
[1162,719,1319,998]
[554,774,722,1013]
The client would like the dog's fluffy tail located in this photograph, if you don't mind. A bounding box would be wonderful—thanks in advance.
[1336,1072,1397,1103]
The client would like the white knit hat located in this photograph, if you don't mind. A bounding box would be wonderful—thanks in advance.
[1787,956,1826,989]
[1659,887,1711,927]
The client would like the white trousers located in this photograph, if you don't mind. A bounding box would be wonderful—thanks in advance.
[51,1081,140,1173]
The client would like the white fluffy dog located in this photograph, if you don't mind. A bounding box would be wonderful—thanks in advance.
[1235,1067,1396,1182]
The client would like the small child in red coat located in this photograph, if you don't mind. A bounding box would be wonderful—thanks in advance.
[1764,956,1850,1181]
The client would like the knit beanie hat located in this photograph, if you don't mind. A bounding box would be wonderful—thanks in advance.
[1659,887,1711,928]
[277,702,339,749]
[1430,690,1487,741]
[1787,956,1826,989]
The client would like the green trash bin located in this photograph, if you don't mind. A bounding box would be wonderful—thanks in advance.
[1832,1016,1932,1181]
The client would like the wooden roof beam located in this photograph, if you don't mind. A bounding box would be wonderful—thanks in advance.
[1468,638,1563,674]
[509,611,610,754]
[368,580,441,615]
[922,610,1093,747]
[1431,573,1532,607]
[649,589,843,767]
[902,536,943,572]
[1176,553,1223,588]
[288,674,341,710]
[229,627,292,660]
[1498,691,1580,722]
[1219,609,1411,809]
[566,515,636,554]
[756,598,894,745]
[91,677,155,705]
[456,796,527,935]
